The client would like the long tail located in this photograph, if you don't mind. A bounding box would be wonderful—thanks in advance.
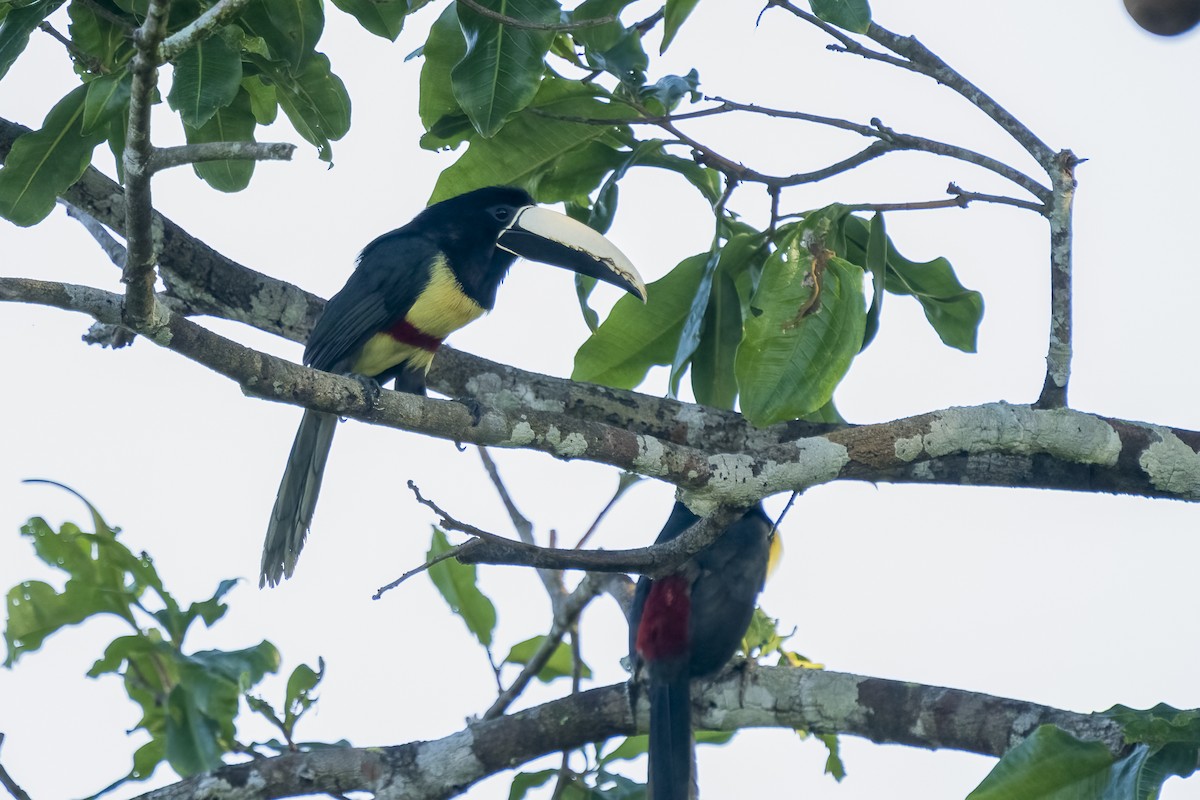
[260,410,337,587]
[648,676,692,800]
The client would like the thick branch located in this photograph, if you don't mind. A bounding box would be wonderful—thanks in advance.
[128,667,1135,800]
[4,276,1199,516]
[121,0,171,329]
[1037,151,1080,409]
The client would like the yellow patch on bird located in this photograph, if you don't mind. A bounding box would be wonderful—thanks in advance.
[351,336,434,377]
[348,258,486,378]
[406,258,486,337]
[766,532,784,579]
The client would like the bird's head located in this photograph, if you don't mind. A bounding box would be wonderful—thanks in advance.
[417,186,646,307]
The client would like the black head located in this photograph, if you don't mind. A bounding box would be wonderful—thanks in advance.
[412,187,535,307]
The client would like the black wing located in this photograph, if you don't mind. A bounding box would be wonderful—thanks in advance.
[303,229,441,373]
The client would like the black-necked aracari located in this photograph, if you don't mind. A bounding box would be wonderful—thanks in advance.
[629,502,773,800]
[260,186,646,587]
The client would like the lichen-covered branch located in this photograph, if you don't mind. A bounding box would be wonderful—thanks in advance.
[126,666,1135,800]
[148,142,297,173]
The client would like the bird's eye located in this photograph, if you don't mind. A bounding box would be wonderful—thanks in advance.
[492,207,511,222]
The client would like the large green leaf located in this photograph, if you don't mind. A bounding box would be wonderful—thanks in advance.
[427,528,497,649]
[965,725,1188,800]
[735,231,866,426]
[240,0,324,74]
[667,247,720,396]
[68,0,133,72]
[330,0,410,40]
[430,77,628,202]
[841,213,982,353]
[82,70,132,133]
[167,30,243,128]
[691,263,742,409]
[661,0,699,53]
[451,0,559,137]
[573,252,708,388]
[185,87,258,192]
[0,83,107,226]
[1106,704,1200,748]
[255,51,351,162]
[0,0,67,82]
[810,0,872,33]
[418,3,470,149]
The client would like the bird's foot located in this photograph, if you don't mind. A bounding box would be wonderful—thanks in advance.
[352,374,383,408]
[459,396,487,426]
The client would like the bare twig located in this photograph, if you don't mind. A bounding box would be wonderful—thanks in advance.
[483,574,604,719]
[407,480,513,545]
[455,0,614,31]
[38,23,103,73]
[158,0,256,62]
[373,540,479,600]
[574,473,642,550]
[62,202,127,267]
[0,734,32,800]
[148,142,297,173]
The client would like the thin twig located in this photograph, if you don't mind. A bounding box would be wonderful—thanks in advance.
[574,473,642,550]
[148,142,297,173]
[483,575,603,719]
[455,0,615,31]
[62,202,127,267]
[76,0,137,31]
[0,734,32,800]
[38,23,103,73]
[373,540,478,600]
[407,481,512,544]
[158,0,256,62]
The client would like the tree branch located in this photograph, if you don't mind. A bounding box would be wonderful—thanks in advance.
[127,667,1137,800]
[121,0,171,330]
[158,0,256,63]
[455,0,615,31]
[148,142,297,173]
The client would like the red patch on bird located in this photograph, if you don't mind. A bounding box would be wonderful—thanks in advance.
[636,574,691,661]
[387,319,444,352]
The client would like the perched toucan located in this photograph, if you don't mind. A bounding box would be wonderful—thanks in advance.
[629,502,773,800]
[260,186,647,587]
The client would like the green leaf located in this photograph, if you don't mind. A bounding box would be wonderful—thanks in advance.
[185,87,258,192]
[1105,704,1200,748]
[254,51,351,162]
[735,231,867,426]
[0,0,67,82]
[584,24,647,85]
[430,77,628,202]
[283,657,324,730]
[810,0,871,33]
[68,0,134,71]
[167,31,243,128]
[418,3,470,150]
[690,266,740,409]
[509,769,557,800]
[661,0,699,53]
[82,70,132,133]
[504,635,593,682]
[164,683,228,776]
[427,527,497,648]
[0,83,107,226]
[572,252,708,388]
[859,210,886,351]
[841,213,982,353]
[640,69,700,114]
[966,725,1126,800]
[183,579,238,629]
[600,735,648,764]
[818,733,846,781]
[330,0,410,40]
[535,140,626,204]
[241,0,324,74]
[451,0,559,137]
[242,74,278,124]
[667,247,720,396]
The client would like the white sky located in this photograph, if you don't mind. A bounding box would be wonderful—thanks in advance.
[2,1,1199,798]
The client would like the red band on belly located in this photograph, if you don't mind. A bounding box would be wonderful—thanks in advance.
[387,319,444,352]
[636,574,691,661]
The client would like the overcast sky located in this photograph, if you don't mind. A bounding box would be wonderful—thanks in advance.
[2,2,1199,798]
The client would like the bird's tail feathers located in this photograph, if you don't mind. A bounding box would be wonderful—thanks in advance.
[648,677,693,800]
[260,410,337,587]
